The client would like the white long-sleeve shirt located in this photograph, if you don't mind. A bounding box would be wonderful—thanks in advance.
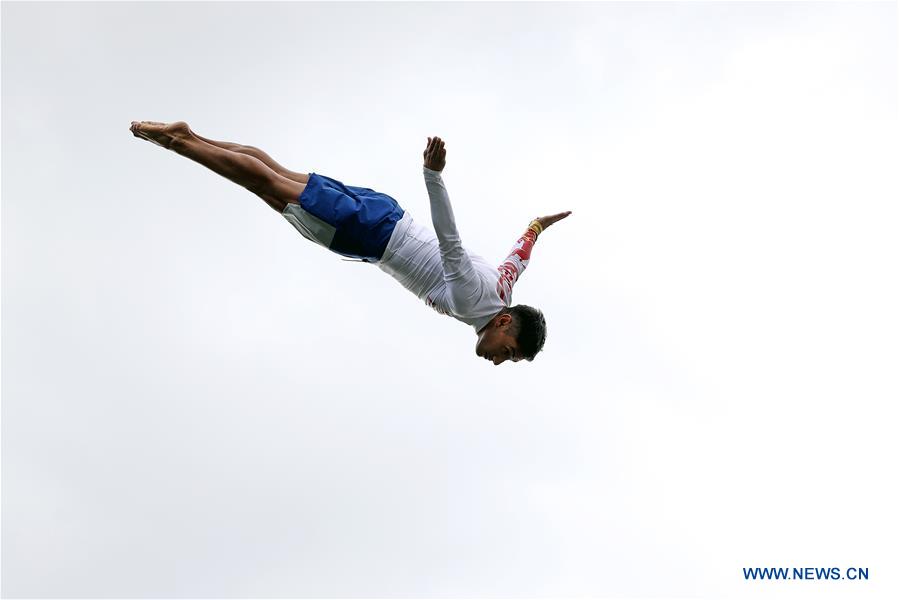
[377,167,539,332]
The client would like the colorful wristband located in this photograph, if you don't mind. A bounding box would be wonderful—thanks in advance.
[528,219,544,236]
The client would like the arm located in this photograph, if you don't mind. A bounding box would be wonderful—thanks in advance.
[496,225,539,303]
[496,212,573,303]
[422,137,481,309]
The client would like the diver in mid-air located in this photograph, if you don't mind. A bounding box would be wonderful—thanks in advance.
[130,121,571,365]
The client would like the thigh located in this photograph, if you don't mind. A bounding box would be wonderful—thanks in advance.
[283,174,402,260]
[273,174,306,205]
[238,144,310,185]
[258,173,306,213]
[282,170,310,185]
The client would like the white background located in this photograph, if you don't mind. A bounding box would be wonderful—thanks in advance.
[2,1,897,598]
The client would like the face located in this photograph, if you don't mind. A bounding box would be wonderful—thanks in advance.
[475,314,522,365]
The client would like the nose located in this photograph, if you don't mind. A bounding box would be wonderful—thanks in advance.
[493,356,504,365]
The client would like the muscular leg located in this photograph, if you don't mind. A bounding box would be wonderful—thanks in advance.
[130,121,304,213]
[190,130,310,185]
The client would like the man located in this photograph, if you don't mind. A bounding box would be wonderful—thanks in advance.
[130,121,571,365]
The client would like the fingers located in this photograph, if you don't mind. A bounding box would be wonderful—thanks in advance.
[423,136,447,169]
[425,136,445,153]
[536,211,573,229]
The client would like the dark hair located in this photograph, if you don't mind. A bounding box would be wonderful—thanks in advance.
[503,304,546,361]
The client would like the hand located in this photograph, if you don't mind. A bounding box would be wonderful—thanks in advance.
[535,211,572,232]
[423,136,446,171]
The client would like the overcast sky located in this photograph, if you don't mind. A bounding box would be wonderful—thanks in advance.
[2,1,898,598]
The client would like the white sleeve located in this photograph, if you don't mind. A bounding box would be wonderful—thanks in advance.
[422,166,483,312]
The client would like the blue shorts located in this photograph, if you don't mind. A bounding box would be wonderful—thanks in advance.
[281,173,405,261]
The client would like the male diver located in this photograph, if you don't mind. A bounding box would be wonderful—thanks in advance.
[130,121,571,365]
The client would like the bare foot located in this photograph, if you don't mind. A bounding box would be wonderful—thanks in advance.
[130,121,190,149]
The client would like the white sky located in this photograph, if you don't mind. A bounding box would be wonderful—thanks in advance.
[2,1,898,598]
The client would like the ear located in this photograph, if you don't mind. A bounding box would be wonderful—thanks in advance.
[497,313,513,328]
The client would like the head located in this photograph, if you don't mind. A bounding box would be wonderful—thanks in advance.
[475,305,547,365]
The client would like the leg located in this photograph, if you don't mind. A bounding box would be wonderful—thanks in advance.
[190,130,310,185]
[131,121,303,213]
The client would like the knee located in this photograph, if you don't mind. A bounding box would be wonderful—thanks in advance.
[247,169,280,195]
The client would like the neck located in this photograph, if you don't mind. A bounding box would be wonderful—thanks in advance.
[477,311,503,335]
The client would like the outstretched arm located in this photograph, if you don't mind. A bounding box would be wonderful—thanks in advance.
[422,137,481,308]
[496,211,572,303]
